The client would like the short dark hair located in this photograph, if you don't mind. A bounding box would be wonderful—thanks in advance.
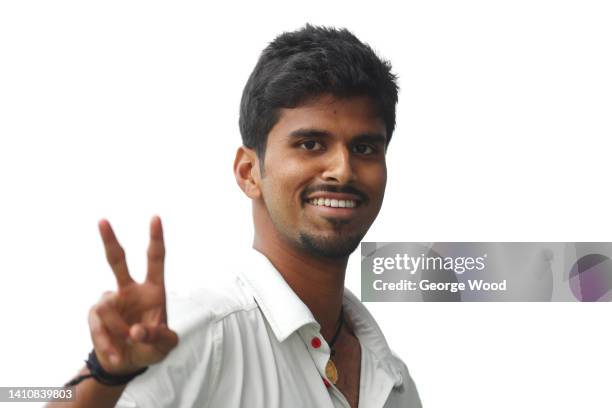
[239,24,399,162]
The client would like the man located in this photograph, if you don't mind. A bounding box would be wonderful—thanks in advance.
[51,24,421,407]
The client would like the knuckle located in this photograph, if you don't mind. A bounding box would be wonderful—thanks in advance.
[96,302,110,315]
[147,247,165,260]
[108,247,126,265]
[99,291,118,307]
[91,303,102,314]
[100,290,113,300]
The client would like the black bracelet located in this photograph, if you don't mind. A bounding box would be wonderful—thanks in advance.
[64,350,148,387]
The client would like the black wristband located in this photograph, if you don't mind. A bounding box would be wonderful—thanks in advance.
[64,350,148,387]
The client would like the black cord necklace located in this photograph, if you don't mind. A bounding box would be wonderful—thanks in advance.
[328,306,344,357]
[325,306,344,385]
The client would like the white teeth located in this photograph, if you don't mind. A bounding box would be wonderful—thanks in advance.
[308,198,357,208]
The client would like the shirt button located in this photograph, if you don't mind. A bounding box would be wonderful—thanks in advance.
[311,337,322,348]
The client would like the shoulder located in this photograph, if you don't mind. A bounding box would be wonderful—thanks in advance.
[166,274,258,337]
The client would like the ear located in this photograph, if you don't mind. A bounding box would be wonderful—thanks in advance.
[233,146,262,199]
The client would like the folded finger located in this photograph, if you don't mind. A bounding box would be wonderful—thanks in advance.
[96,301,130,339]
[89,308,121,364]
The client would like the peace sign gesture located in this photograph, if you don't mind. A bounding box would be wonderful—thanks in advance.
[88,216,179,375]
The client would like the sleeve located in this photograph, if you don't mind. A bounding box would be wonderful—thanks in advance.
[387,350,422,408]
[114,291,223,408]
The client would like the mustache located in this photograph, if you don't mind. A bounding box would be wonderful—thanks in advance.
[302,184,368,203]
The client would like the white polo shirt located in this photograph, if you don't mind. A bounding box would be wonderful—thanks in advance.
[116,249,421,408]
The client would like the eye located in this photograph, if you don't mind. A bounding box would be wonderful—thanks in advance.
[353,144,374,155]
[299,140,324,151]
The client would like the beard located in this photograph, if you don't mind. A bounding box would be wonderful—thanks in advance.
[298,222,365,258]
[264,197,371,259]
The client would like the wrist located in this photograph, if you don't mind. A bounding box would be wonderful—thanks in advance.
[87,350,148,386]
[65,350,148,387]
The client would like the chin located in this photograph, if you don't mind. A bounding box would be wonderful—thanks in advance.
[298,232,363,259]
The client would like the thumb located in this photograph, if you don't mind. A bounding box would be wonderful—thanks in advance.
[130,323,179,355]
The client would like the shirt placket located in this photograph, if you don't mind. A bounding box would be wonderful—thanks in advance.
[359,352,396,408]
[299,326,353,408]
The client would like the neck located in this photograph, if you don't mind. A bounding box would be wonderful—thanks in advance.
[253,218,347,341]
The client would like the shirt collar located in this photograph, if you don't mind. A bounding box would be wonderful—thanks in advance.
[236,248,319,343]
[236,248,405,387]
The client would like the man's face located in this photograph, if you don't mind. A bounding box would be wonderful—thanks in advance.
[257,93,388,258]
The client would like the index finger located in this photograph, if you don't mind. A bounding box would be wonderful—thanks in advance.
[98,219,135,288]
[146,215,166,285]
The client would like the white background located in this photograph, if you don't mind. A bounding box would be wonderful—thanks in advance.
[1,1,611,407]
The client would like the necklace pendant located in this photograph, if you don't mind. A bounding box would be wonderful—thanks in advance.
[325,359,339,385]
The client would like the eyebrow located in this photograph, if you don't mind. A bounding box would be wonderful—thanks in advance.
[288,128,387,144]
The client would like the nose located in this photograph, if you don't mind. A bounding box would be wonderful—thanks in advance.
[321,146,355,184]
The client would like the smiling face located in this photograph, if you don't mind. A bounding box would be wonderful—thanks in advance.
[255,93,388,259]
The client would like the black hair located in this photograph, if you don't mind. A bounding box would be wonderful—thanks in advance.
[239,24,399,163]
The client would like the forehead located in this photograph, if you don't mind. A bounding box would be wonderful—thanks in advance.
[267,94,387,143]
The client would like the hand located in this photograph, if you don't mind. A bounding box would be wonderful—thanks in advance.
[88,215,179,375]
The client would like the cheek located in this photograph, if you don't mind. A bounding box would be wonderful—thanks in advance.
[267,156,314,196]
[261,172,303,219]
[362,164,387,198]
